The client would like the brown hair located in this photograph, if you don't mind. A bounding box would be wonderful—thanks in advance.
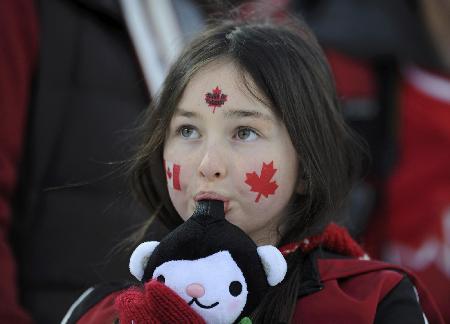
[128,15,363,322]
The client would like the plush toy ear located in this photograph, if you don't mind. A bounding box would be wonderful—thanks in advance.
[129,241,160,281]
[256,245,287,286]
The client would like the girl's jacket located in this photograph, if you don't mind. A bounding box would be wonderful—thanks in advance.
[62,226,444,324]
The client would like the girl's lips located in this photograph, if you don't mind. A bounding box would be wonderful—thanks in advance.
[194,192,230,213]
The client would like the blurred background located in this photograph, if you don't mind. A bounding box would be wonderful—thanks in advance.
[1,0,449,323]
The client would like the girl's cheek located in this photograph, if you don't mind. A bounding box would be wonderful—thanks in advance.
[164,159,193,220]
[240,160,280,204]
[163,156,196,192]
[164,159,182,192]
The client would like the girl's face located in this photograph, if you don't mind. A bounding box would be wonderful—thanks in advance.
[163,61,299,245]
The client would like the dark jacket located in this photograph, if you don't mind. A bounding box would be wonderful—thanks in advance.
[10,1,164,322]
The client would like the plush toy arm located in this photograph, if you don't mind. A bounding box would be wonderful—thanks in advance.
[256,246,287,286]
[115,280,205,324]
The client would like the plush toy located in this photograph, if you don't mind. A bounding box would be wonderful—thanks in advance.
[117,200,287,324]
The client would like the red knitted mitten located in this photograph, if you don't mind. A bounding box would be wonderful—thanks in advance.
[115,287,156,324]
[115,280,205,324]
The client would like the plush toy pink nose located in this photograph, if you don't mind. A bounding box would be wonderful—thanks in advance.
[186,283,205,298]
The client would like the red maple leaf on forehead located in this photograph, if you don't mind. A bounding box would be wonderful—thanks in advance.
[205,86,228,113]
[245,161,279,202]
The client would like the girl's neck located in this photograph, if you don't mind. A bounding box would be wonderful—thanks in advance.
[249,222,281,246]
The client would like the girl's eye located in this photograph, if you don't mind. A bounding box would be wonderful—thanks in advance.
[177,125,200,139]
[236,127,258,141]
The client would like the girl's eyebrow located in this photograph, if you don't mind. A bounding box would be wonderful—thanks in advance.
[174,109,201,119]
[175,108,273,121]
[223,109,273,121]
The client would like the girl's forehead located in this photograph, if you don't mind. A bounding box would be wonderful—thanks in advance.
[177,61,272,116]
[189,60,240,87]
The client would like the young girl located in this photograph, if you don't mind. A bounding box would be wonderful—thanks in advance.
[63,16,443,324]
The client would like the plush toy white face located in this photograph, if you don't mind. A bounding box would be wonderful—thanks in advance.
[152,251,248,324]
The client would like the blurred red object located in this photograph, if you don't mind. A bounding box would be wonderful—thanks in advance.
[0,1,38,323]
[383,66,450,321]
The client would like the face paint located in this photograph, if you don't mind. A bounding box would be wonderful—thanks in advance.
[244,161,279,202]
[204,86,228,113]
[165,62,299,244]
[164,160,181,191]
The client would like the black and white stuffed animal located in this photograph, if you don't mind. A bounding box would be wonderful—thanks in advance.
[128,200,287,324]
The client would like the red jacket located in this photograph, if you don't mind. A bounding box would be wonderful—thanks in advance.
[62,252,443,323]
[294,257,442,323]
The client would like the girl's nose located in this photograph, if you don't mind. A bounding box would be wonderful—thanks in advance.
[197,148,226,180]
[186,283,205,298]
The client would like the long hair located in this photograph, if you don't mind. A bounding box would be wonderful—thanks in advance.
[129,16,363,323]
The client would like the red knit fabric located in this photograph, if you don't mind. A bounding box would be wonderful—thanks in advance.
[115,287,154,324]
[115,280,205,324]
[279,223,365,258]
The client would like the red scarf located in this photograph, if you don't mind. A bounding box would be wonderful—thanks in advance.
[279,222,366,258]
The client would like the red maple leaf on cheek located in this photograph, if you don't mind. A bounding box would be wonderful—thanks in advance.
[245,161,279,202]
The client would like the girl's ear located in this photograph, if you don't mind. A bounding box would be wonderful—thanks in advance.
[256,245,287,286]
[129,241,160,281]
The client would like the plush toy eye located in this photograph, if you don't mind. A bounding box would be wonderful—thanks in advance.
[229,281,242,297]
[156,275,165,283]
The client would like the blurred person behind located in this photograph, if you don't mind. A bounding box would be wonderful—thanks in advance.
[0,1,38,323]
[293,0,450,320]
[4,0,205,323]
